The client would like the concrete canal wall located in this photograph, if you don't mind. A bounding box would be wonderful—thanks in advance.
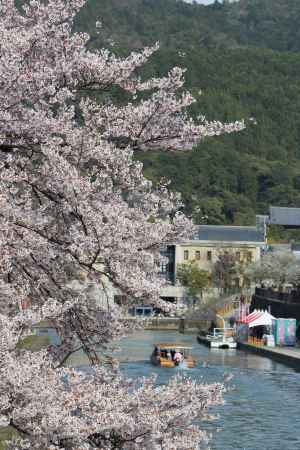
[125,317,210,333]
[237,341,300,370]
[145,317,180,331]
[179,319,210,334]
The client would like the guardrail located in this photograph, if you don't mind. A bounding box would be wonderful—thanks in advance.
[217,296,251,321]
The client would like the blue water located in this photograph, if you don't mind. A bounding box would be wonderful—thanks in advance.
[117,331,300,450]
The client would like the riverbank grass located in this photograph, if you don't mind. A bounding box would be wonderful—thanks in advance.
[0,427,19,450]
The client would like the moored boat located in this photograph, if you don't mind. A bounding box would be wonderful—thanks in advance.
[206,328,237,349]
[150,343,196,368]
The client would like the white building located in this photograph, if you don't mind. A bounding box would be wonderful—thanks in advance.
[160,222,266,304]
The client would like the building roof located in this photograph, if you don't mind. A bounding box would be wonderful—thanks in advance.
[269,206,300,227]
[193,225,265,243]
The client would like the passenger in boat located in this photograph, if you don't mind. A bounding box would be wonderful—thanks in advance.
[174,351,183,365]
[163,350,171,359]
[153,347,160,359]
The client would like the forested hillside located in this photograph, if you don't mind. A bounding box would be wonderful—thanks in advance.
[75,0,300,225]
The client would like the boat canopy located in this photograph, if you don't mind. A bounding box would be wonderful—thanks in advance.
[154,343,193,350]
[241,309,276,328]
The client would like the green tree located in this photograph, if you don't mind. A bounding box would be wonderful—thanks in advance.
[76,0,300,231]
[213,251,241,293]
[177,261,210,305]
[192,197,226,225]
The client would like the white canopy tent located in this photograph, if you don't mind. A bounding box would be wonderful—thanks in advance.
[241,309,276,328]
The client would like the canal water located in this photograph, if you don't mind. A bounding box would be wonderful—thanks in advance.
[115,330,300,450]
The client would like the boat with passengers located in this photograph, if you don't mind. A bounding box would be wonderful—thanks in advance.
[150,343,196,368]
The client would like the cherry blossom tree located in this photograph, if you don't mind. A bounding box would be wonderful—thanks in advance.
[245,251,300,288]
[0,0,244,448]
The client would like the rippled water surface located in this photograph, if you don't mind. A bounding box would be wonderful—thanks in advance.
[116,330,300,450]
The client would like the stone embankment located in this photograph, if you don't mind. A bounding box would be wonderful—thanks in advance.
[125,316,209,333]
[237,341,300,370]
[197,334,300,370]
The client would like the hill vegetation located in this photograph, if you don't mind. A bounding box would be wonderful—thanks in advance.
[75,0,300,226]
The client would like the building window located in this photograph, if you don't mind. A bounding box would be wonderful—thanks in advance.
[247,251,253,262]
[195,251,201,260]
[207,251,212,261]
[184,250,189,260]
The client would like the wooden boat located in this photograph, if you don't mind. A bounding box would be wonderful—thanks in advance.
[150,343,196,368]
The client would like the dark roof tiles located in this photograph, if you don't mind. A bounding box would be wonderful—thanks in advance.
[193,225,265,243]
[270,206,300,226]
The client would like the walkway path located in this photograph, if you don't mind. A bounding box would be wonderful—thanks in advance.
[237,341,300,370]
[198,334,300,370]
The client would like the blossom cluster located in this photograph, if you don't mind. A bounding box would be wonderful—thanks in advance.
[0,0,243,448]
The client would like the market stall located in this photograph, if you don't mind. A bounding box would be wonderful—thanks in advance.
[248,310,275,346]
[245,309,275,328]
[236,309,276,346]
[237,309,297,347]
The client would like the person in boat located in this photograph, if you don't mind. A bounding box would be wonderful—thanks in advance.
[173,351,183,365]
[160,350,167,358]
[153,347,160,359]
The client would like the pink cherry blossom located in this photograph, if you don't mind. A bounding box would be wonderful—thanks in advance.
[0,0,243,448]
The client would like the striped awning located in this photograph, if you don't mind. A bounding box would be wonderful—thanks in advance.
[241,309,276,327]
